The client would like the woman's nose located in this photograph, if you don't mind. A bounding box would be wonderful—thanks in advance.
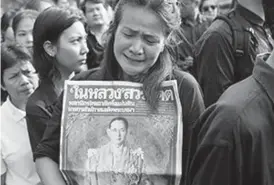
[129,38,144,55]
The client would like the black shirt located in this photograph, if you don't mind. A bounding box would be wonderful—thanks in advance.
[193,4,273,107]
[186,54,274,185]
[34,69,205,182]
[26,78,58,153]
[175,19,210,72]
[86,32,104,69]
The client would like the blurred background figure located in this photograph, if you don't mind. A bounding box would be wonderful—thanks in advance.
[200,0,218,21]
[53,0,70,8]
[179,0,202,23]
[12,9,39,54]
[1,9,17,45]
[175,0,211,72]
[1,9,18,104]
[1,44,40,185]
[24,0,54,12]
[81,0,112,69]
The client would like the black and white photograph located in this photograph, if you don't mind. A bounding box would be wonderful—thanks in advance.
[59,80,183,185]
[1,0,274,185]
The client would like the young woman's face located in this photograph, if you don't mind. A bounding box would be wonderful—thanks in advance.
[113,5,166,76]
[55,21,89,74]
[2,61,39,102]
[15,18,35,51]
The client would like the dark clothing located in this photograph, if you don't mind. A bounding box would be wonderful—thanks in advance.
[175,19,210,72]
[34,69,205,182]
[26,79,58,153]
[186,55,274,185]
[86,32,104,69]
[193,4,273,107]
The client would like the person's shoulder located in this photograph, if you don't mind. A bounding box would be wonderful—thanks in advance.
[172,69,200,90]
[201,76,267,133]
[219,76,263,110]
[26,81,55,111]
[197,15,233,42]
[27,86,47,107]
[72,67,104,81]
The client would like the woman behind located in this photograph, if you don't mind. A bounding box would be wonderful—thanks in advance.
[1,9,17,45]
[1,44,40,185]
[34,0,205,184]
[26,6,88,155]
[1,9,18,104]
[12,9,39,53]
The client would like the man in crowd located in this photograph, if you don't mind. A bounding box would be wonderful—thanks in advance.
[87,117,144,185]
[175,0,211,72]
[82,0,112,69]
[193,0,273,107]
[186,49,274,184]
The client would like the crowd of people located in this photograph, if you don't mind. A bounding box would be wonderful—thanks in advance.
[1,0,273,185]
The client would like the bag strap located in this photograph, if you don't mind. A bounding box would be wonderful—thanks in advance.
[214,10,257,59]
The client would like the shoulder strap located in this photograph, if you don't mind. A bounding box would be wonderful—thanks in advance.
[214,10,257,59]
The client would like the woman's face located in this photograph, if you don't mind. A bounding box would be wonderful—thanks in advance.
[2,61,39,102]
[113,5,166,76]
[54,21,89,74]
[15,18,35,51]
[201,0,218,20]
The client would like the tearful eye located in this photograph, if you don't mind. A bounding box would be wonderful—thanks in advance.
[123,32,134,37]
[9,73,18,79]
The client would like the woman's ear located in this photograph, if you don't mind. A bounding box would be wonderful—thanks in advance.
[43,40,57,57]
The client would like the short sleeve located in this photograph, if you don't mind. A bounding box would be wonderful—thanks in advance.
[34,94,63,163]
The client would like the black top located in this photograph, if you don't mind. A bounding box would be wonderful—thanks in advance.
[193,4,273,107]
[186,55,274,185]
[175,19,211,72]
[34,69,205,181]
[26,79,58,154]
[86,32,104,69]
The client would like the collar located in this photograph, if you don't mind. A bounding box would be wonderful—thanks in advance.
[236,4,265,27]
[253,53,274,104]
[4,97,26,123]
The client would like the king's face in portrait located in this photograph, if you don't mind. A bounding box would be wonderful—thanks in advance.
[107,119,128,147]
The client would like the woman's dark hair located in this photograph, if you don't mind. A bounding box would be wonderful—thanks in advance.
[1,43,32,85]
[1,9,17,34]
[33,6,86,81]
[12,9,39,34]
[101,0,181,109]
